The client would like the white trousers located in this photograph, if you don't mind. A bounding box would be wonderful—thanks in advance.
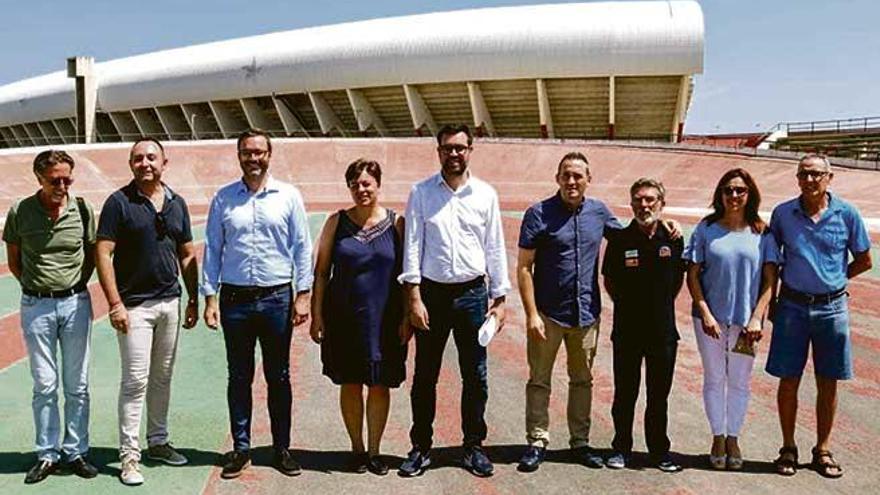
[117,297,180,461]
[693,318,754,437]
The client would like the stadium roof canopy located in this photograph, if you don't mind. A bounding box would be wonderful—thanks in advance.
[0,0,704,148]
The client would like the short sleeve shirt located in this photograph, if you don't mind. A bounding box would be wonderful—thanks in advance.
[3,193,96,291]
[683,220,780,327]
[97,182,192,307]
[769,193,871,294]
[519,194,622,328]
[602,221,685,343]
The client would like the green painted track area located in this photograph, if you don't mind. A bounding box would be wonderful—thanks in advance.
[0,213,327,494]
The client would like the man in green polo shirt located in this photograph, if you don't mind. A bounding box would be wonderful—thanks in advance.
[3,149,97,484]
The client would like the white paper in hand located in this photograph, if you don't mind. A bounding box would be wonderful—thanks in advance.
[478,315,497,347]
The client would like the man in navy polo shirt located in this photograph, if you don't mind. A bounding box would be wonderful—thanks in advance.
[766,154,872,478]
[95,138,199,486]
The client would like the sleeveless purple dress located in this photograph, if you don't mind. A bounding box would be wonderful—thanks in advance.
[321,209,406,387]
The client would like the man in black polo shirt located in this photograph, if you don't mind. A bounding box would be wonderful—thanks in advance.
[95,138,199,486]
[601,177,685,472]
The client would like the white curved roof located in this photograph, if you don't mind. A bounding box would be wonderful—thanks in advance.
[0,1,704,126]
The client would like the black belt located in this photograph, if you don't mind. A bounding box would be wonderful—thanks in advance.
[22,282,87,299]
[421,276,485,292]
[780,285,847,306]
[220,283,290,304]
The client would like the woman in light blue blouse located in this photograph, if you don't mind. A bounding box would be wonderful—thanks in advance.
[684,168,779,470]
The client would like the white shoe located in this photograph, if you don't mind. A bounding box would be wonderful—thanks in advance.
[120,458,144,486]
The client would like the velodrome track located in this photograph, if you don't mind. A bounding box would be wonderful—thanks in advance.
[0,139,878,494]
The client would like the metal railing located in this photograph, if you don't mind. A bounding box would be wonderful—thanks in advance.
[773,116,880,135]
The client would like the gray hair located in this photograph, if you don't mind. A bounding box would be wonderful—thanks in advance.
[799,153,832,171]
[33,149,75,176]
[630,177,666,203]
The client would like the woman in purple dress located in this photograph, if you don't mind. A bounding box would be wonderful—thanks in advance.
[310,159,407,476]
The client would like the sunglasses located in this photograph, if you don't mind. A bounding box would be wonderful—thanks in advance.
[155,212,167,240]
[722,186,749,196]
[44,177,74,187]
[796,170,829,180]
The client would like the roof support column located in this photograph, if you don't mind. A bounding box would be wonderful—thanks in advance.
[271,95,308,137]
[208,101,236,139]
[67,56,97,144]
[0,127,21,148]
[241,98,274,133]
[467,82,494,137]
[608,76,616,140]
[346,89,388,137]
[403,84,436,137]
[671,75,690,143]
[536,78,554,139]
[308,92,346,136]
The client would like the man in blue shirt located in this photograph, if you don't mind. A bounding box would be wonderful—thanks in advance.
[766,154,872,478]
[202,129,313,479]
[516,152,621,472]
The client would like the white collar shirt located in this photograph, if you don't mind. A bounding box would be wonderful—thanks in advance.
[398,172,510,299]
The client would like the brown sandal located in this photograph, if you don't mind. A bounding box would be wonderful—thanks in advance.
[774,446,798,476]
[811,447,843,479]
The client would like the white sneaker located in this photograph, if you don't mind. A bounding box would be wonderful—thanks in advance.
[120,458,144,486]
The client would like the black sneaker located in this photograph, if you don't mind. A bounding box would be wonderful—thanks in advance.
[24,459,57,484]
[398,448,431,477]
[655,453,683,473]
[274,449,302,476]
[462,446,494,477]
[68,456,98,479]
[220,451,250,479]
[517,445,546,473]
[573,446,604,469]
[367,455,389,476]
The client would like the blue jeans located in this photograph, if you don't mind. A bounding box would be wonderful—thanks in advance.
[410,278,489,450]
[20,291,93,463]
[220,285,292,452]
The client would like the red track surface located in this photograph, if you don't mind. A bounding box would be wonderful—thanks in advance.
[1,139,878,493]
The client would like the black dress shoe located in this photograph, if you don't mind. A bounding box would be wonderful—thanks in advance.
[274,449,302,476]
[398,448,431,477]
[69,456,98,478]
[24,460,57,484]
[220,451,250,479]
[347,452,368,474]
[367,455,389,476]
[573,446,604,469]
[517,445,546,473]
[463,446,494,477]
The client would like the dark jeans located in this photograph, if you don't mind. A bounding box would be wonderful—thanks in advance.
[611,340,677,456]
[410,278,489,450]
[220,285,292,452]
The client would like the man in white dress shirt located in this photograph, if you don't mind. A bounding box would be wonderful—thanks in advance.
[397,124,510,478]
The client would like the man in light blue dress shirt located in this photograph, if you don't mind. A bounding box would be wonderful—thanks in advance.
[202,129,313,479]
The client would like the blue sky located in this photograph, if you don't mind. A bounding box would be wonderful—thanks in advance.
[1,0,877,133]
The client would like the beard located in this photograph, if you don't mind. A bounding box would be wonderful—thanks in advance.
[635,211,659,227]
[441,156,468,176]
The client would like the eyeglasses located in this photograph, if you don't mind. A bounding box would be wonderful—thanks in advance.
[43,177,74,187]
[722,186,749,196]
[796,170,829,181]
[438,144,471,155]
[631,195,660,206]
[239,149,268,159]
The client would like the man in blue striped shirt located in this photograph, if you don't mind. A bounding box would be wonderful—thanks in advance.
[202,129,313,479]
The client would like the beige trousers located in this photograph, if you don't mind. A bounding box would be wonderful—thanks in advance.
[525,314,599,448]
[117,297,180,461]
